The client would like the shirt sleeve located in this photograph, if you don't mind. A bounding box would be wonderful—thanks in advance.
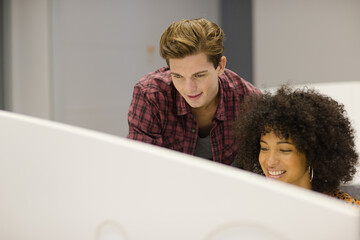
[328,189,360,207]
[127,84,164,146]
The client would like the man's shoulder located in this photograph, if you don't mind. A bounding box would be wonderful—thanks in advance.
[136,67,173,92]
[220,69,259,93]
[133,67,177,104]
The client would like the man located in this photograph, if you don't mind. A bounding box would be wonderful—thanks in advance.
[127,18,260,165]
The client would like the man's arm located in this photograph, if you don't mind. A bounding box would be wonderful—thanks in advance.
[127,85,164,146]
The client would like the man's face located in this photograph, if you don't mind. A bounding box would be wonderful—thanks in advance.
[169,52,225,109]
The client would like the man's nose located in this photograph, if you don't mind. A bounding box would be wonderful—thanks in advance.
[184,78,197,92]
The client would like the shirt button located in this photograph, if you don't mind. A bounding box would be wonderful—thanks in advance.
[191,129,196,133]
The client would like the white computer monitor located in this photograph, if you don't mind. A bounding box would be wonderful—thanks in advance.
[0,110,359,240]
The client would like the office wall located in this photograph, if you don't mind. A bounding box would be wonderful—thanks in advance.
[4,0,51,118]
[253,0,360,88]
[51,0,220,137]
[6,1,360,136]
[221,0,253,83]
[4,0,219,136]
[0,0,3,109]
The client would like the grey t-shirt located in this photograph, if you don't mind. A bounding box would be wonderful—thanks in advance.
[193,135,213,160]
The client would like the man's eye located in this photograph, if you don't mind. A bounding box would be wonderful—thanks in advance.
[260,147,268,151]
[280,149,292,153]
[195,74,205,78]
[172,75,182,79]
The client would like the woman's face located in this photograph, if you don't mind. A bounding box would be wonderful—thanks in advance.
[259,131,311,189]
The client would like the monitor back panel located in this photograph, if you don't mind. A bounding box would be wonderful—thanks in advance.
[0,110,359,240]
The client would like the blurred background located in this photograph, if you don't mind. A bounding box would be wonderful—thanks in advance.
[1,0,359,137]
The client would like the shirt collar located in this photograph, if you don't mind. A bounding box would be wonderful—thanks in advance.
[215,80,227,121]
[176,90,190,116]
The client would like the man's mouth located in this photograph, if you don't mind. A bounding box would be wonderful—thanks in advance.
[187,93,202,100]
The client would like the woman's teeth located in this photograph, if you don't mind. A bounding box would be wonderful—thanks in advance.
[268,170,285,176]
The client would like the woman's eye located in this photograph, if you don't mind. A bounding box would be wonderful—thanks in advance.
[260,147,268,151]
[280,149,292,153]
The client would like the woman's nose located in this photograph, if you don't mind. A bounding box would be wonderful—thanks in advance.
[267,152,279,166]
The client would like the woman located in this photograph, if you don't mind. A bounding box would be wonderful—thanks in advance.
[233,85,360,206]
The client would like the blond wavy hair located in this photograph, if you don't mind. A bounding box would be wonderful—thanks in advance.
[160,18,224,68]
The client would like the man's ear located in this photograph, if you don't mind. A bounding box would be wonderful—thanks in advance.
[217,56,226,76]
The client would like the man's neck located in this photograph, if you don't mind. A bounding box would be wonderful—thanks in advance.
[191,96,219,137]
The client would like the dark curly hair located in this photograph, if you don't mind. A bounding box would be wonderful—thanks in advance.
[233,85,358,193]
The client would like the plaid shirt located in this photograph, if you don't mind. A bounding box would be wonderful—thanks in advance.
[127,67,260,165]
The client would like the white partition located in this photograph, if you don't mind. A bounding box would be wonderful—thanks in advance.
[0,110,359,240]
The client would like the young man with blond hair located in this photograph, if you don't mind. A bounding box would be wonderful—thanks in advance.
[127,18,260,165]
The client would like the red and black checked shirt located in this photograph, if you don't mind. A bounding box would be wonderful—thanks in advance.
[127,67,260,165]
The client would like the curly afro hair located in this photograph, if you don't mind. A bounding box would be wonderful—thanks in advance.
[233,85,358,193]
